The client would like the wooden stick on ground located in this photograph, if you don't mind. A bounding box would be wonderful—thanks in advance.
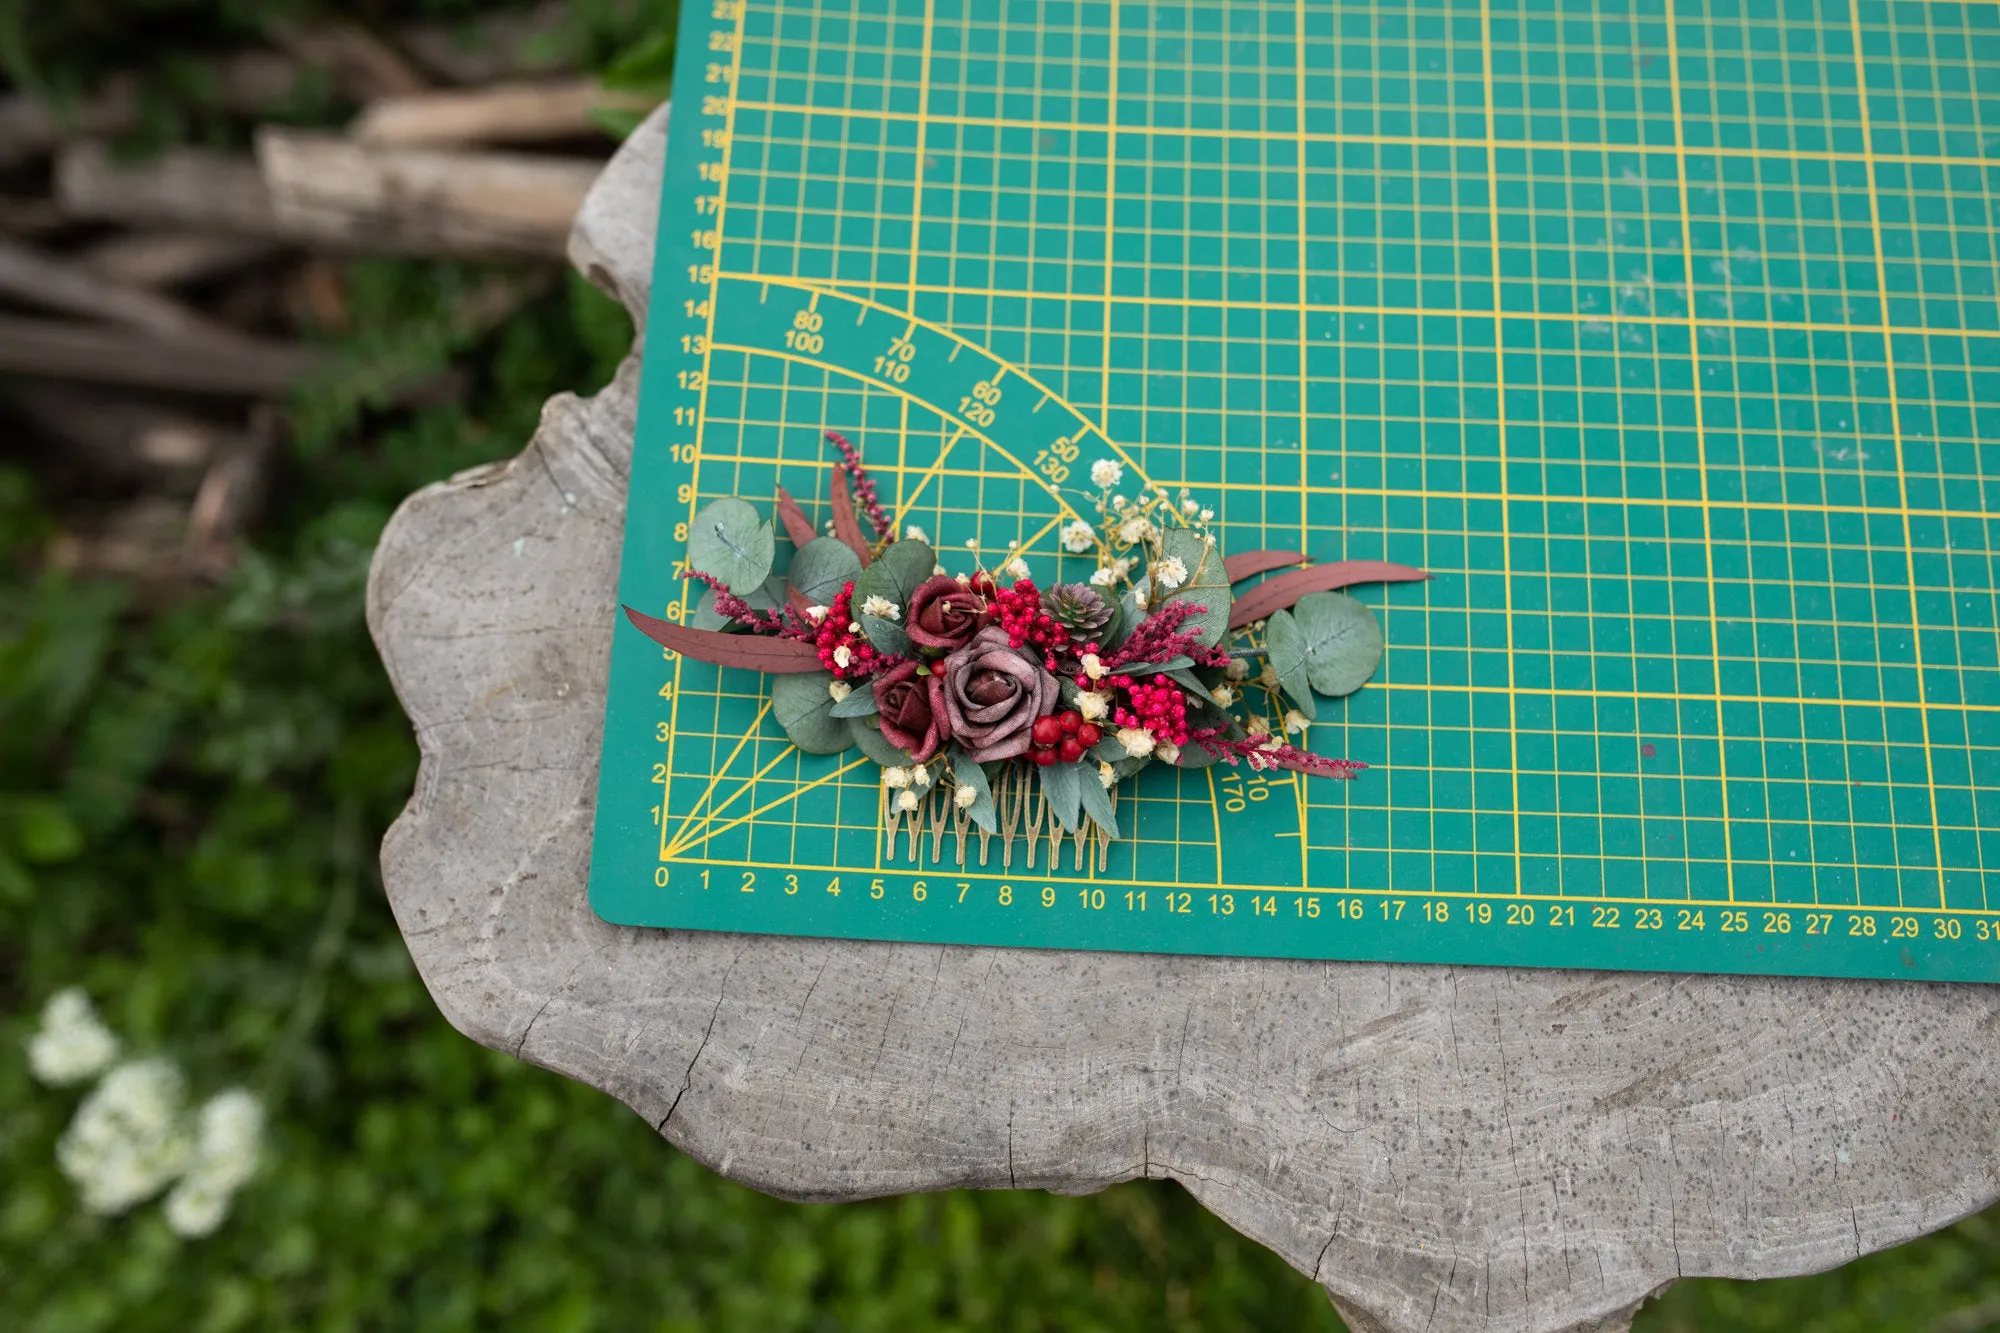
[57,143,281,236]
[74,233,287,290]
[0,236,237,339]
[352,79,655,148]
[0,316,320,395]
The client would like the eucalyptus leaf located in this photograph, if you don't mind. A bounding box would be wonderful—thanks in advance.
[786,536,862,607]
[1076,768,1119,838]
[829,685,880,718]
[1291,591,1384,697]
[687,497,776,593]
[1169,742,1220,769]
[1111,754,1155,778]
[1090,736,1132,763]
[771,672,851,754]
[1038,760,1082,833]
[848,714,917,766]
[1166,667,1221,707]
[851,538,936,612]
[1107,590,1143,650]
[950,747,998,834]
[859,613,911,656]
[1153,529,1230,647]
[1124,655,1194,676]
[691,573,786,631]
[1262,608,1316,721]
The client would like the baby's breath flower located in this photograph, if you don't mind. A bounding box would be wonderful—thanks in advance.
[828,680,853,702]
[896,790,920,812]
[833,644,854,669]
[964,536,979,549]
[1115,727,1157,758]
[1212,685,1236,708]
[1076,690,1109,721]
[1182,498,1200,515]
[163,1089,263,1239]
[1199,508,1214,522]
[1154,555,1189,590]
[1089,565,1119,587]
[1111,494,1129,510]
[804,605,830,623]
[1079,653,1107,681]
[909,764,932,789]
[1258,663,1279,689]
[57,1059,193,1216]
[1225,657,1251,681]
[884,766,911,789]
[1005,557,1030,580]
[1155,740,1181,765]
[1060,519,1096,553]
[953,784,978,810]
[27,988,120,1087]
[1117,516,1153,544]
[904,524,928,542]
[1090,458,1123,488]
[860,594,900,620]
[1284,709,1310,734]
[1133,585,1150,611]
[1246,716,1272,737]
[1097,761,1117,789]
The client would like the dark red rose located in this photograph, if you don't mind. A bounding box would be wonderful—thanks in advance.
[904,574,988,651]
[871,659,948,762]
[938,627,1058,762]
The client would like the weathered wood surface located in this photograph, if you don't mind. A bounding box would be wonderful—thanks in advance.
[368,104,2000,1333]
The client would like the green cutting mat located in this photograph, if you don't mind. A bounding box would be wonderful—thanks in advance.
[588,0,2000,982]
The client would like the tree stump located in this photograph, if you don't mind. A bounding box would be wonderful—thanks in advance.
[368,106,2000,1333]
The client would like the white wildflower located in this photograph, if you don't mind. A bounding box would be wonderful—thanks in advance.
[1258,663,1279,689]
[1199,508,1214,522]
[860,595,900,620]
[833,644,853,669]
[905,524,928,543]
[1060,519,1096,553]
[1005,558,1030,580]
[27,988,120,1087]
[1247,750,1275,771]
[883,766,911,789]
[896,790,920,812]
[1258,736,1285,752]
[1097,762,1116,789]
[1117,516,1153,544]
[163,1089,262,1239]
[1284,709,1311,735]
[1246,716,1272,737]
[56,1059,193,1215]
[1154,556,1189,590]
[954,572,971,585]
[964,537,979,549]
[1088,565,1118,587]
[1115,727,1156,758]
[1212,685,1236,708]
[1133,585,1150,611]
[1225,658,1251,681]
[1182,498,1200,515]
[1079,653,1107,682]
[910,764,932,789]
[953,784,978,810]
[804,604,829,623]
[847,621,862,635]
[1112,494,1129,510]
[1155,741,1180,765]
[828,680,853,703]
[1090,459,1123,488]
[1076,690,1109,721]
[934,564,946,575]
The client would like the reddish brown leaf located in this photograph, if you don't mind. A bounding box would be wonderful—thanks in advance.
[1223,549,1308,583]
[828,469,872,566]
[774,486,817,548]
[622,606,827,673]
[784,582,813,617]
[1226,561,1430,629]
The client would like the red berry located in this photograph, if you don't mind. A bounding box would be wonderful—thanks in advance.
[1032,746,1058,767]
[1058,737,1085,764]
[1031,715,1063,747]
[1058,711,1080,734]
[1077,723,1102,746]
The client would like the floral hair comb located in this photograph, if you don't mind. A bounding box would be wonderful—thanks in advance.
[624,432,1427,868]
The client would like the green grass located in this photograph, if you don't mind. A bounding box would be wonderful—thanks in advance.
[3,2,1999,1328]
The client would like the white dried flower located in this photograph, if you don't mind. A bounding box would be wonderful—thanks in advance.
[896,790,920,812]
[1259,663,1279,689]
[883,766,911,789]
[1097,761,1117,789]
[1090,458,1123,488]
[1182,498,1200,515]
[1133,586,1150,611]
[1247,750,1275,771]
[1005,558,1030,580]
[57,1059,193,1216]
[1112,494,1129,510]
[1117,516,1153,544]
[1088,565,1119,587]
[1154,556,1189,590]
[1076,690,1109,721]
[905,524,928,543]
[1258,736,1285,752]
[1199,508,1214,522]
[964,537,979,549]
[1246,716,1272,737]
[1284,709,1311,734]
[833,644,853,669]
[828,680,853,703]
[847,621,862,635]
[953,784,978,810]
[27,988,120,1087]
[1225,658,1251,681]
[1155,741,1181,765]
[934,564,946,575]
[860,594,900,620]
[909,764,932,789]
[1060,519,1096,553]
[804,604,830,623]
[1212,685,1236,708]
[163,1089,263,1239]
[1115,727,1156,758]
[1079,653,1107,681]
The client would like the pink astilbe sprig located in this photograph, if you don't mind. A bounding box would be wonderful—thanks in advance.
[684,569,820,644]
[1101,599,1232,671]
[824,429,895,540]
[1185,725,1368,778]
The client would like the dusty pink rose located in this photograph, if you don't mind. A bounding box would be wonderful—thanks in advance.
[937,627,1058,762]
[904,574,989,651]
[871,659,948,762]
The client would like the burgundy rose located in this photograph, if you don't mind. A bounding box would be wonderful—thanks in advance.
[904,574,989,651]
[938,627,1059,762]
[872,659,948,762]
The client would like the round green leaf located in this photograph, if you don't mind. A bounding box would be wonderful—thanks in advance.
[687,497,776,593]
[1152,529,1230,646]
[1261,609,1316,721]
[771,673,852,754]
[852,538,936,612]
[1290,591,1383,697]
[691,573,786,630]
[786,536,862,607]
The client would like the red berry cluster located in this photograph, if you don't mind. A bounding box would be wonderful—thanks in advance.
[990,577,1090,673]
[1028,709,1103,766]
[1112,676,1191,745]
[812,581,890,679]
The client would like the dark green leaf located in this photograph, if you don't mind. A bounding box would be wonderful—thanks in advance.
[829,684,880,717]
[690,573,785,631]
[687,497,776,593]
[1166,667,1221,708]
[859,613,910,656]
[771,673,852,754]
[1038,759,1082,832]
[851,538,935,612]
[1124,655,1193,676]
[786,536,862,607]
[1076,768,1118,839]
[1153,529,1230,647]
[849,714,918,766]
[1290,592,1383,697]
[950,748,998,834]
[1262,609,1316,721]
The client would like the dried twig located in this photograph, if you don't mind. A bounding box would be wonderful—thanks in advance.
[57,143,280,236]
[353,79,652,148]
[0,236,235,339]
[0,315,320,394]
[75,233,286,290]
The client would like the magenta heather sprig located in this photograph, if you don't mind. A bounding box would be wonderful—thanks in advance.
[1103,599,1232,670]
[824,429,895,540]
[684,569,819,643]
[1185,726,1367,778]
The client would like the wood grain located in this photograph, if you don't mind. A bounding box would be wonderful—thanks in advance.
[366,103,2000,1333]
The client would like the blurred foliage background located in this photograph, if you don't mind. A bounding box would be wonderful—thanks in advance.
[2,1,1997,1329]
